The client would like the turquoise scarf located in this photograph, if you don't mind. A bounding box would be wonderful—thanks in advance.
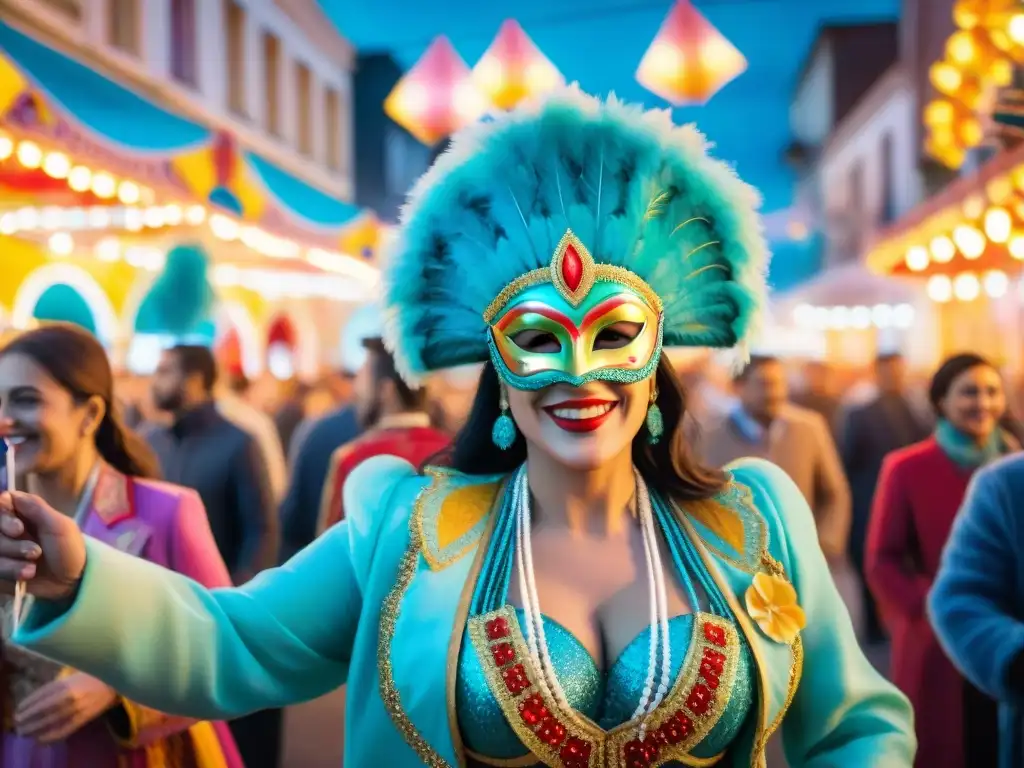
[934,418,1009,470]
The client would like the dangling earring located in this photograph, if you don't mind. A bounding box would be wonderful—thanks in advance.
[645,387,664,445]
[492,383,517,450]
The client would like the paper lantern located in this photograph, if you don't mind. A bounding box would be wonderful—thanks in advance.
[636,0,747,107]
[385,36,488,146]
[473,20,564,111]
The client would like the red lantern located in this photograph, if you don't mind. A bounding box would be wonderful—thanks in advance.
[384,36,488,146]
[636,0,747,107]
[473,20,564,111]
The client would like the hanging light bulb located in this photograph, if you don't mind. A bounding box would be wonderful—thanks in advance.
[384,36,488,146]
[930,234,957,263]
[953,272,980,301]
[983,207,1012,242]
[927,274,953,303]
[473,20,564,111]
[905,245,930,271]
[954,224,987,258]
[636,0,747,106]
[983,269,1009,297]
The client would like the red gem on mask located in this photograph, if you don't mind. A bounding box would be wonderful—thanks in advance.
[560,736,592,767]
[561,243,584,292]
[486,617,510,640]
[537,718,566,746]
[491,641,515,667]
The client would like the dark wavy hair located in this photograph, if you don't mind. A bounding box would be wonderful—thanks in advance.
[440,358,727,501]
[1,324,161,479]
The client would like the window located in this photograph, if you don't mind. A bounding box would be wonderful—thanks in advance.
[879,132,897,225]
[225,0,247,117]
[263,32,281,137]
[325,86,342,170]
[296,63,313,156]
[38,0,80,21]
[170,0,197,86]
[108,0,140,56]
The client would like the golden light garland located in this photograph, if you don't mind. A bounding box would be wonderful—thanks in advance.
[924,0,1024,169]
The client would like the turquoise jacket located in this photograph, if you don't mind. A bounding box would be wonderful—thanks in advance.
[15,456,914,767]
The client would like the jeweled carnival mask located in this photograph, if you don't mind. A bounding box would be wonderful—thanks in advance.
[484,231,664,391]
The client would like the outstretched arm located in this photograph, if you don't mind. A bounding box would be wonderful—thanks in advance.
[736,459,915,767]
[929,461,1024,702]
[14,457,415,722]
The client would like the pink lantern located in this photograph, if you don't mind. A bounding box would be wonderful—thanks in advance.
[636,0,747,107]
[384,36,488,146]
[473,20,564,111]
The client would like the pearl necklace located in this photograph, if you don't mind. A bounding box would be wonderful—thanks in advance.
[514,466,672,740]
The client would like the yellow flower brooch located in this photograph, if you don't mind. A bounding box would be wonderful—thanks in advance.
[745,571,806,644]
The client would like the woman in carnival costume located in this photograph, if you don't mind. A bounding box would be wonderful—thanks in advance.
[0,89,913,767]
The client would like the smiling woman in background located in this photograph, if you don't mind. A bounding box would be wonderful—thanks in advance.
[866,352,1018,768]
[0,91,911,767]
[0,323,243,768]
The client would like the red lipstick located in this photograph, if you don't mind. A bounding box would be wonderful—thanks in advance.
[542,398,619,433]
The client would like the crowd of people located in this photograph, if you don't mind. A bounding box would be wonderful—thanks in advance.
[0,315,1018,767]
[1,92,1023,768]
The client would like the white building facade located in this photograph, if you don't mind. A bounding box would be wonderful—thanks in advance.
[2,0,354,199]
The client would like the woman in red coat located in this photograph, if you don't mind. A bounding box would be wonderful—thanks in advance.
[866,353,1018,767]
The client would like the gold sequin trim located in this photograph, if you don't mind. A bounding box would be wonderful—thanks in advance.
[378,476,454,768]
[482,229,663,324]
[757,636,804,753]
[468,606,736,768]
[751,553,804,757]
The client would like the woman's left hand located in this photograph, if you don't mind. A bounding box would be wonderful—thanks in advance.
[13,672,118,743]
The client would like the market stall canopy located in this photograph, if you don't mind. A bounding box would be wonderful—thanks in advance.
[867,140,1024,279]
[0,20,379,258]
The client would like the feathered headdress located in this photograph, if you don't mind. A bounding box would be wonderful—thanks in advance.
[146,244,215,336]
[384,86,769,383]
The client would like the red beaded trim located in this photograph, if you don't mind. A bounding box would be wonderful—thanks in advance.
[468,607,738,768]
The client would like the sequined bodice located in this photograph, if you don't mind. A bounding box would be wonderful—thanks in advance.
[456,477,757,767]
[457,610,754,765]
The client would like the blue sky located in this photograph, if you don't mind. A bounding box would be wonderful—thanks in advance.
[319,0,899,289]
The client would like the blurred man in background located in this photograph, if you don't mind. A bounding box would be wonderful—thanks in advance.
[317,338,449,534]
[702,355,852,573]
[217,366,288,505]
[841,352,931,645]
[147,345,277,582]
[792,360,842,440]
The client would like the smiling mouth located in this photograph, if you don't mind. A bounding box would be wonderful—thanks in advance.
[542,399,619,433]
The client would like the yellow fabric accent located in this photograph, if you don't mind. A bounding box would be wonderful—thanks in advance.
[230,162,266,222]
[338,214,381,257]
[171,147,217,199]
[435,483,499,550]
[686,497,748,556]
[0,52,27,115]
[0,236,47,309]
[188,721,230,768]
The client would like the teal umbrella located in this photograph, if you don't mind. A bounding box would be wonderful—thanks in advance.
[32,284,97,334]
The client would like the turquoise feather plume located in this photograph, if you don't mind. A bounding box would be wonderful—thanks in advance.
[383,86,769,382]
[147,244,215,335]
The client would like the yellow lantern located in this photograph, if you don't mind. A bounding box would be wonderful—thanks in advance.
[924,99,956,127]
[473,20,564,111]
[636,0,747,106]
[957,115,984,146]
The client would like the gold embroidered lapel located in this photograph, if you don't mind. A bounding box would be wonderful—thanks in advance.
[468,607,737,768]
[679,489,804,768]
[417,467,505,571]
